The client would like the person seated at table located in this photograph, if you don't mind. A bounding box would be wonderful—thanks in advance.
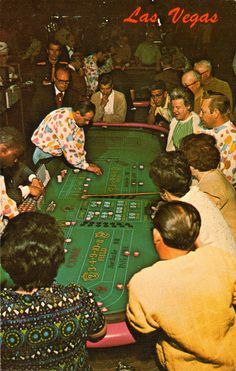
[149,151,236,254]
[0,126,44,205]
[166,87,201,151]
[0,211,107,370]
[147,81,172,129]
[31,66,79,131]
[0,175,18,235]
[91,73,127,123]
[34,39,68,87]
[180,133,236,242]
[127,201,236,371]
[31,100,103,176]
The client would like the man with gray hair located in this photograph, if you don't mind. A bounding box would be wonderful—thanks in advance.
[181,70,204,114]
[194,60,233,110]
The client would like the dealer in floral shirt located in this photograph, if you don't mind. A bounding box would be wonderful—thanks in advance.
[31,100,103,176]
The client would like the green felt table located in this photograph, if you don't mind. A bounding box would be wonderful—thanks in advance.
[1,123,167,347]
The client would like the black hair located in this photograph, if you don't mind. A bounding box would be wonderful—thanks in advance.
[153,201,201,250]
[1,212,65,290]
[98,73,113,87]
[72,100,96,115]
[46,39,61,49]
[150,151,192,197]
[149,80,167,93]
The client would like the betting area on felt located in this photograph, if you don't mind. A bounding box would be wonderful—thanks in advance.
[40,158,160,321]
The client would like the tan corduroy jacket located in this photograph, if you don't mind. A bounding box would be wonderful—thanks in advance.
[127,246,236,370]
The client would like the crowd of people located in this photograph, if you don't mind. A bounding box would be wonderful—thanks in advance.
[1,19,236,371]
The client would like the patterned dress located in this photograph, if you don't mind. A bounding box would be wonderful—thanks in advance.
[0,284,106,370]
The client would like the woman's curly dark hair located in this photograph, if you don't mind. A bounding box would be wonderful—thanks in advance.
[1,212,65,290]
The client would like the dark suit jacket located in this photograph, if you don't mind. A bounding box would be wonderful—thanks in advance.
[31,84,79,132]
[155,68,181,93]
[1,162,33,205]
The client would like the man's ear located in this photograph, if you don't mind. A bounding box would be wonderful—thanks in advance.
[190,165,197,177]
[153,228,162,245]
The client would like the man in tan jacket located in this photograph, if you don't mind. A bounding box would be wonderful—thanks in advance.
[127,201,236,371]
[91,73,127,123]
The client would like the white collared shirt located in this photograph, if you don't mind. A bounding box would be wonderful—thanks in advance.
[100,90,114,115]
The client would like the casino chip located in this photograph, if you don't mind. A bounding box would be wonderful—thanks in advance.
[64,238,72,243]
[101,307,108,312]
[123,250,130,256]
[116,284,124,289]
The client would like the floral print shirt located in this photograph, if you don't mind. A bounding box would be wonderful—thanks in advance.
[84,54,99,96]
[31,107,89,169]
[200,121,236,188]
[0,175,18,234]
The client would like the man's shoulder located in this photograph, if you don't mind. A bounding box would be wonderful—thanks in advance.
[114,90,126,99]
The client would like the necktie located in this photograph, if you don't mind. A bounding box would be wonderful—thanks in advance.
[56,92,63,108]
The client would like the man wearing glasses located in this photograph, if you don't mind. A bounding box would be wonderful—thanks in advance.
[31,66,78,132]
[147,81,172,128]
[181,70,204,114]
[194,60,233,110]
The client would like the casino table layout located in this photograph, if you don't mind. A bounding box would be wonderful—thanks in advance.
[1,123,167,347]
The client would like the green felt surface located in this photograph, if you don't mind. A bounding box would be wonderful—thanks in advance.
[1,126,164,321]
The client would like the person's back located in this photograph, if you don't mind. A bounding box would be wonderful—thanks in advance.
[181,185,236,254]
[127,246,236,370]
[197,169,236,241]
[1,282,104,370]
[0,212,106,370]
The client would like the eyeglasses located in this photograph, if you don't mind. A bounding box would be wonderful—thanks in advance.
[199,70,208,75]
[183,81,198,88]
[56,79,70,85]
